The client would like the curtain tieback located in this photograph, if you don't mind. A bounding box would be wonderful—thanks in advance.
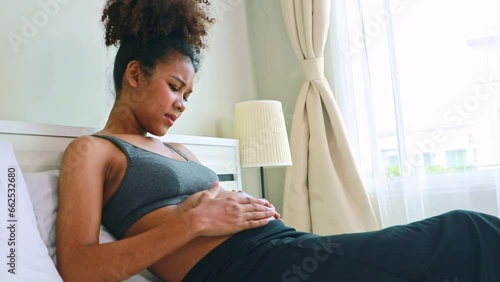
[301,58,325,81]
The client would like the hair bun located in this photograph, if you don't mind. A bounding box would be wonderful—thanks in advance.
[102,0,214,53]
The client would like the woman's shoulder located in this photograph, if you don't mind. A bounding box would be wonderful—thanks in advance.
[59,135,119,189]
[63,135,121,162]
[66,134,111,150]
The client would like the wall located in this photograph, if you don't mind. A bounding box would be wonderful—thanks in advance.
[245,0,303,213]
[0,0,259,138]
[0,0,301,205]
[0,0,115,128]
[0,0,267,199]
[170,0,260,138]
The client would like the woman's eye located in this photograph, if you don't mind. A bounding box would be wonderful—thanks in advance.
[169,84,179,91]
[183,96,189,103]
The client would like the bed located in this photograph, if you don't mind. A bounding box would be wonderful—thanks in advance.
[0,120,243,282]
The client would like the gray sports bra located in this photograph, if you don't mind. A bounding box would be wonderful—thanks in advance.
[93,135,219,239]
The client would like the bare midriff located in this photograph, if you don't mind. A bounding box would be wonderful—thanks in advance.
[122,204,233,282]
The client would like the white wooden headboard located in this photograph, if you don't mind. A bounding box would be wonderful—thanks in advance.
[0,120,242,191]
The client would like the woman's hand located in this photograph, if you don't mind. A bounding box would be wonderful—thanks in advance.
[178,182,276,237]
[230,189,282,222]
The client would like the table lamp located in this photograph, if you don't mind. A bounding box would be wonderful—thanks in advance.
[233,100,292,198]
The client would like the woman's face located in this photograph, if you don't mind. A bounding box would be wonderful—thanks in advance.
[132,52,195,136]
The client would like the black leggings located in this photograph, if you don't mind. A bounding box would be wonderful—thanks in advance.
[183,210,500,282]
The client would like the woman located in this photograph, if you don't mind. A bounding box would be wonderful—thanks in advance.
[56,0,500,281]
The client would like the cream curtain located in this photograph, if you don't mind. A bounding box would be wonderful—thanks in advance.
[280,0,378,235]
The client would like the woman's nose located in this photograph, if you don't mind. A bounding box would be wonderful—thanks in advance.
[175,98,185,112]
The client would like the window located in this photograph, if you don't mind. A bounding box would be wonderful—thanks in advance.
[423,153,434,167]
[445,149,467,169]
[335,0,500,180]
[331,0,500,225]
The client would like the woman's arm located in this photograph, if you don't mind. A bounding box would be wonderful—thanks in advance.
[56,137,274,282]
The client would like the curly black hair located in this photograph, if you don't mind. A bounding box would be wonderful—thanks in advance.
[101,0,214,96]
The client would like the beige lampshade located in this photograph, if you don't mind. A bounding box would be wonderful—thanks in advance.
[233,100,292,168]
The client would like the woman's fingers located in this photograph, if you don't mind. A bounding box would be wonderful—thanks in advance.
[226,196,283,221]
[238,196,269,206]
[242,218,271,229]
[235,202,273,213]
[223,199,275,222]
[189,189,283,236]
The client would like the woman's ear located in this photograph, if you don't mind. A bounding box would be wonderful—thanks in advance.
[124,60,143,88]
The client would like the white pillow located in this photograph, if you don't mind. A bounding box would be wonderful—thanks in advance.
[0,140,63,282]
[23,170,59,261]
[23,169,161,281]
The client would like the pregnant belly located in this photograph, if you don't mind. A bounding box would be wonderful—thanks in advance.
[123,205,232,282]
[150,235,231,281]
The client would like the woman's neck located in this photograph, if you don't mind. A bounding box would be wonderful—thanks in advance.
[100,101,147,136]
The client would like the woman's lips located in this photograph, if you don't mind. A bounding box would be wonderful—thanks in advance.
[165,114,177,126]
